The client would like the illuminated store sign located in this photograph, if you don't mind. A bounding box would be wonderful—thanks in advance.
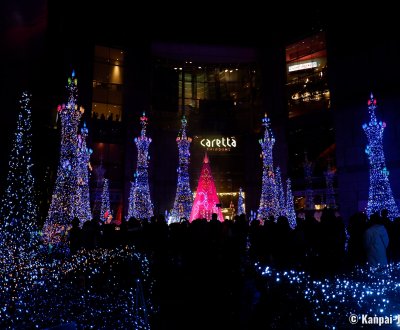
[199,136,237,151]
[288,61,318,72]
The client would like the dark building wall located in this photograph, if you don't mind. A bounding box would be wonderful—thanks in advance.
[328,30,400,221]
[123,41,153,217]
[151,128,179,215]
[251,42,288,212]
[119,41,290,218]
[14,2,400,223]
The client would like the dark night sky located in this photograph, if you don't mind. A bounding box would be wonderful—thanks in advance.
[0,1,398,184]
[0,1,325,142]
[0,1,397,119]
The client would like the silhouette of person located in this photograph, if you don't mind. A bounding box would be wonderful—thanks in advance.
[68,217,82,254]
[364,212,389,266]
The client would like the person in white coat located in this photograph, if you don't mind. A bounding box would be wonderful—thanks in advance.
[363,212,389,266]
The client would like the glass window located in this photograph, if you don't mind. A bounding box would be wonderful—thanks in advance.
[92,45,124,121]
[286,31,329,118]
[92,103,122,122]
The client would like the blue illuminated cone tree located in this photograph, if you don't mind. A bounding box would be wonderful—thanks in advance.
[100,178,112,221]
[258,113,277,220]
[237,187,245,215]
[170,116,193,223]
[0,92,38,243]
[363,93,399,220]
[275,166,285,217]
[127,113,153,220]
[285,178,297,229]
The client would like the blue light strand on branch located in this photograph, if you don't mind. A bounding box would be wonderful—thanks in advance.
[127,113,154,220]
[362,94,399,220]
[257,262,400,329]
[258,113,277,220]
[43,72,85,246]
[0,91,38,244]
[170,116,193,223]
[0,245,153,329]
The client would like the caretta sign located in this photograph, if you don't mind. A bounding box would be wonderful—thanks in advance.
[199,136,237,151]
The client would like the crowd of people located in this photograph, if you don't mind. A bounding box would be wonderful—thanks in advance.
[63,208,399,329]
[68,208,400,271]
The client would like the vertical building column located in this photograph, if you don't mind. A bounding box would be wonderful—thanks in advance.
[245,42,287,212]
[123,41,152,218]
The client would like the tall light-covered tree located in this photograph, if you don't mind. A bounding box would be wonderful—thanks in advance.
[363,93,399,220]
[258,113,277,220]
[0,91,37,241]
[237,187,245,216]
[274,167,285,217]
[324,162,336,209]
[127,113,153,220]
[100,178,111,221]
[303,152,314,210]
[75,122,92,223]
[43,71,84,244]
[92,159,106,219]
[127,180,136,220]
[170,116,193,223]
[285,178,297,229]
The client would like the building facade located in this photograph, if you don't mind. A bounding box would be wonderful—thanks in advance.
[4,3,400,223]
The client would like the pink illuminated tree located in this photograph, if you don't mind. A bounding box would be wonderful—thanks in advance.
[189,153,224,222]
